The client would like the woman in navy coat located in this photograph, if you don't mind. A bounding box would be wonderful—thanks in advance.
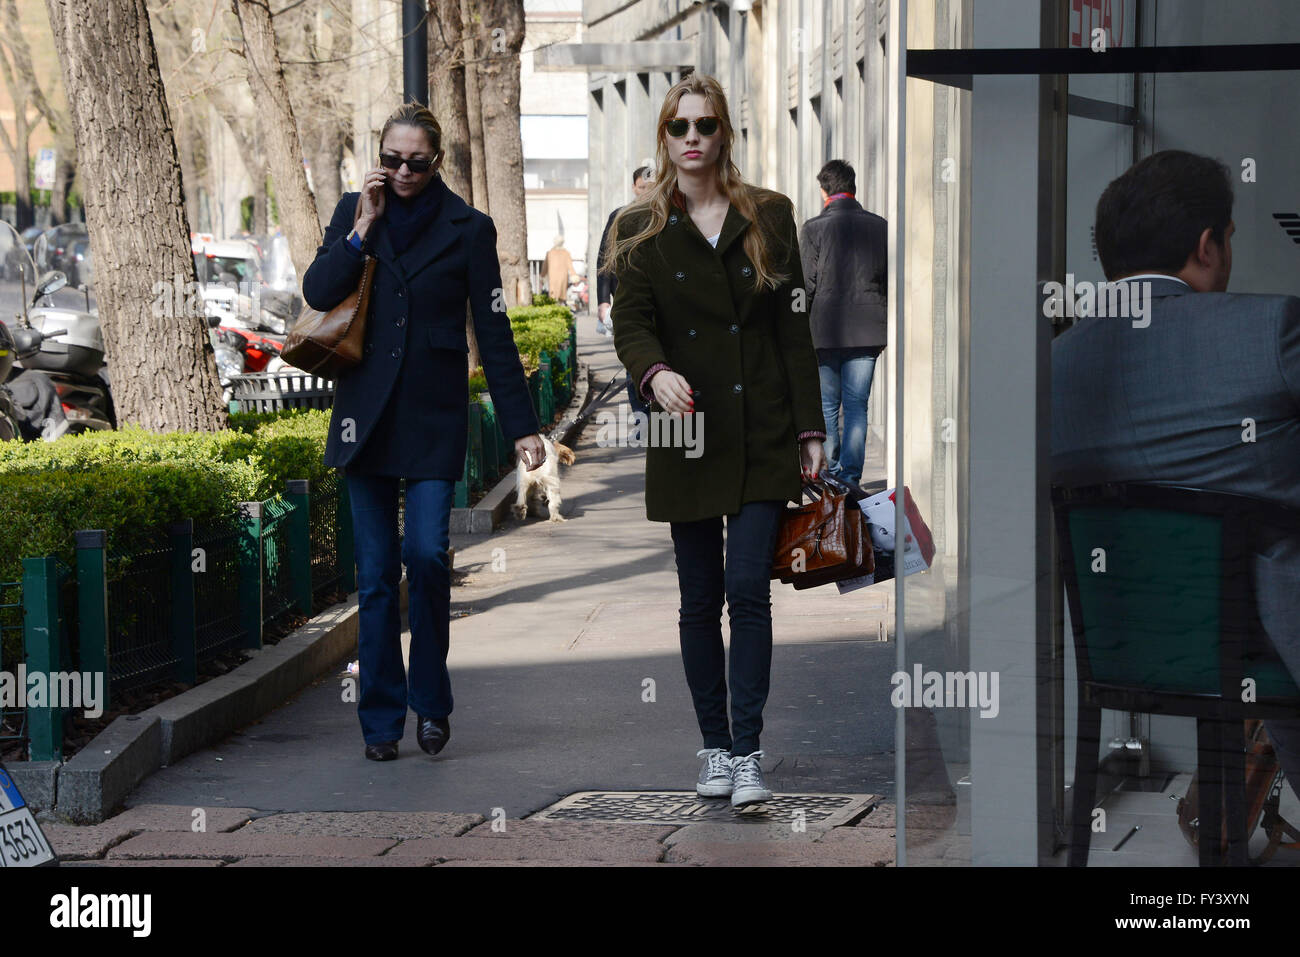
[302,103,545,762]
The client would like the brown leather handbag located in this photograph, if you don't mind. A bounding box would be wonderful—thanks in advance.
[784,498,875,589]
[282,203,376,379]
[770,478,852,581]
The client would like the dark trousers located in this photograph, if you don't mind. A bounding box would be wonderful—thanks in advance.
[669,499,786,757]
[346,473,455,744]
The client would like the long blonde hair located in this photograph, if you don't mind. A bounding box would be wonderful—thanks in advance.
[601,73,793,292]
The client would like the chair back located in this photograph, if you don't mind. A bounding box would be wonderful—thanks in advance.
[1052,483,1300,703]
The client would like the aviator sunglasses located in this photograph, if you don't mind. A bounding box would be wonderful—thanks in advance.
[378,152,434,174]
[664,116,721,138]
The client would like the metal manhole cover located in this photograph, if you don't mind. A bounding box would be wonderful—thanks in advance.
[530,791,877,826]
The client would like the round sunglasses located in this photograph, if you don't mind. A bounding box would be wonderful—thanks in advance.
[663,116,721,138]
[379,152,434,174]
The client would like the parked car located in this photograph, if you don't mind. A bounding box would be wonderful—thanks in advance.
[33,223,88,277]
[192,238,289,334]
[2,226,43,283]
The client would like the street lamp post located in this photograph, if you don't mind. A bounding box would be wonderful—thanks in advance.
[403,0,429,105]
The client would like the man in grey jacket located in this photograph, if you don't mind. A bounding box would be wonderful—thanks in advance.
[1053,149,1300,798]
[800,160,887,488]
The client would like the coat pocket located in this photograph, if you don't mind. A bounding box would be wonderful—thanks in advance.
[428,325,469,353]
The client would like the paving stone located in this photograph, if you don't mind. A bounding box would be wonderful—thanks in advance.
[435,860,684,867]
[227,855,438,867]
[107,832,397,860]
[664,826,896,866]
[856,803,956,831]
[43,822,139,861]
[663,822,823,846]
[388,825,669,863]
[238,810,482,839]
[59,858,226,867]
[111,804,259,833]
[465,819,677,843]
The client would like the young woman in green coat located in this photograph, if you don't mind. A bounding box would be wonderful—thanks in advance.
[605,73,828,808]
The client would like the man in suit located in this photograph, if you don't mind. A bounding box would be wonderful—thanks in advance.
[596,165,654,433]
[1053,148,1300,796]
[799,160,887,489]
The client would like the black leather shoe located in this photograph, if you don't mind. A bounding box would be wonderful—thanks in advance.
[416,715,451,755]
[365,741,398,761]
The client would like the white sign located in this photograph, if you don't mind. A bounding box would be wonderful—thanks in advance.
[33,148,56,191]
[0,764,56,867]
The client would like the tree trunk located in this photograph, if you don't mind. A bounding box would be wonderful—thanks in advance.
[461,0,488,212]
[474,0,528,307]
[430,0,480,371]
[231,0,321,278]
[41,0,227,432]
[0,6,33,229]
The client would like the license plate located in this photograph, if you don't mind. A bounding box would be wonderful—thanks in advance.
[0,767,56,867]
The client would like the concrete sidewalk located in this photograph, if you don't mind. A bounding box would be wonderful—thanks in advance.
[43,315,916,866]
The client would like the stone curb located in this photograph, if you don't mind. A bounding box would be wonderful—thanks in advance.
[18,578,407,823]
[451,357,592,534]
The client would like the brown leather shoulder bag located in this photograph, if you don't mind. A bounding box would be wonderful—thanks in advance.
[282,201,376,379]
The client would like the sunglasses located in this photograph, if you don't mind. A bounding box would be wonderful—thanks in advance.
[378,152,434,174]
[664,116,721,138]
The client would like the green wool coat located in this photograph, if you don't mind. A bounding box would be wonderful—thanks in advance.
[611,189,826,523]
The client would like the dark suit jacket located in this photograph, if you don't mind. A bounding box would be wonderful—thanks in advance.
[1052,275,1300,678]
[302,178,539,477]
[596,206,620,307]
[798,197,887,349]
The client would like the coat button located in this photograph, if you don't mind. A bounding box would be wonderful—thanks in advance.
[740,265,753,277]
[733,383,743,393]
[729,323,739,333]
[674,270,686,281]
[395,315,406,327]
[391,346,402,358]
[365,343,373,355]
[687,328,697,337]
[668,214,679,225]
[397,288,405,298]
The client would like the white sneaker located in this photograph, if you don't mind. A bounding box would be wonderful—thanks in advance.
[696,747,733,797]
[729,751,773,807]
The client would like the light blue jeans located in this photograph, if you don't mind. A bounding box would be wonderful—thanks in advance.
[818,347,879,488]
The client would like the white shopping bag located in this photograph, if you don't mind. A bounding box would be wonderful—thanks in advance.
[836,485,935,594]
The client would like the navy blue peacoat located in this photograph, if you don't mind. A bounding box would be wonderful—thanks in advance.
[302,178,540,478]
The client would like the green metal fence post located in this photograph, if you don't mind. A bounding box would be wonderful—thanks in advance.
[237,501,264,649]
[75,530,109,706]
[286,479,313,616]
[538,350,554,424]
[336,476,356,593]
[467,403,483,495]
[22,556,61,762]
[169,520,197,685]
[480,397,499,475]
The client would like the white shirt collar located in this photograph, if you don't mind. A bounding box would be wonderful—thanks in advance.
[1116,273,1190,287]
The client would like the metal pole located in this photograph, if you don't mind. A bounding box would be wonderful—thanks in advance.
[403,0,429,106]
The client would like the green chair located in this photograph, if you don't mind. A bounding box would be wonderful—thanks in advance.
[1053,483,1300,866]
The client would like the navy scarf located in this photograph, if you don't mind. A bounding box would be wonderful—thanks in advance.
[382,172,446,255]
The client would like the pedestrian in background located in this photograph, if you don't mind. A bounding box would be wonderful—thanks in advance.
[799,160,887,489]
[607,73,827,808]
[596,165,655,432]
[302,102,545,763]
[544,235,575,304]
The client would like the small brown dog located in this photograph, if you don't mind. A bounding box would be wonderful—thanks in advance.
[513,434,576,522]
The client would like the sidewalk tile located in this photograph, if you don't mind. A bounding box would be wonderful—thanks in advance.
[227,855,437,867]
[106,832,397,860]
[239,810,482,839]
[60,858,226,867]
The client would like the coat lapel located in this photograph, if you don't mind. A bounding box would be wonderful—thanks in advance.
[713,203,751,256]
